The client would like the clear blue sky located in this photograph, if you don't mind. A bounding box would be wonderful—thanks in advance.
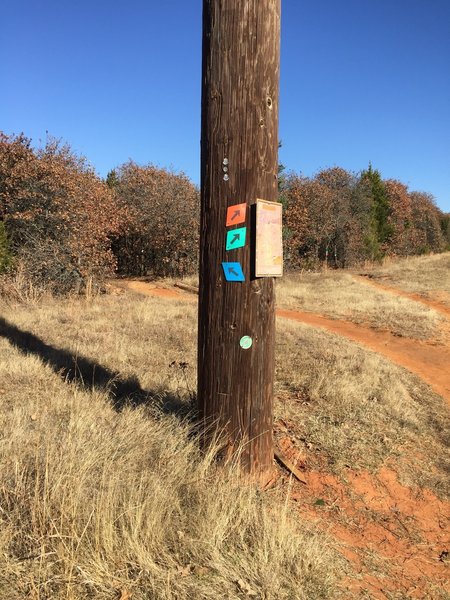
[1,1,449,211]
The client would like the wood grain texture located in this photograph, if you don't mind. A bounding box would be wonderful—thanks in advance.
[198,0,280,476]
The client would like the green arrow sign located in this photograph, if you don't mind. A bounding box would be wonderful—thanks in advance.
[226,227,247,251]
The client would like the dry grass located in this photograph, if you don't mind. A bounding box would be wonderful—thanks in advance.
[0,263,51,305]
[275,318,450,496]
[0,294,339,600]
[360,252,450,299]
[1,254,449,598]
[276,270,443,339]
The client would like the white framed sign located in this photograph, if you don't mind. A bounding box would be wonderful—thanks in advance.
[255,199,283,277]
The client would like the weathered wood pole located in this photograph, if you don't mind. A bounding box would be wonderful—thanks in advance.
[198,0,280,478]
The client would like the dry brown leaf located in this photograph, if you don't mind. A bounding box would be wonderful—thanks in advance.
[236,578,258,597]
[176,563,192,577]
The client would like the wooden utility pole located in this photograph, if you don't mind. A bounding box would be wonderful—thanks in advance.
[198,0,281,478]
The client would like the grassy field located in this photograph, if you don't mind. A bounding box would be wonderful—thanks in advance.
[1,253,449,599]
[276,269,444,340]
[275,317,449,492]
[360,252,450,299]
[164,254,450,340]
[0,295,338,600]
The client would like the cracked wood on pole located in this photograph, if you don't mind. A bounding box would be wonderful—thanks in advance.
[198,0,281,478]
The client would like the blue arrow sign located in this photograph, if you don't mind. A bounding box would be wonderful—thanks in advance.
[222,262,245,282]
[226,226,247,250]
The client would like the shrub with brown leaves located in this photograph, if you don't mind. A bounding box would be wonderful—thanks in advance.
[0,133,124,293]
[110,161,200,278]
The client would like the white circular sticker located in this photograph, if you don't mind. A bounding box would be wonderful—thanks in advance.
[240,336,253,350]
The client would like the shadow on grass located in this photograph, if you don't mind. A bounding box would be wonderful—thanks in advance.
[0,316,194,417]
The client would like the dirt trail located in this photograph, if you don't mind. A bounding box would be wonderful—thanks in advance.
[355,274,450,317]
[109,279,197,301]
[277,434,450,599]
[277,308,450,403]
[113,279,450,404]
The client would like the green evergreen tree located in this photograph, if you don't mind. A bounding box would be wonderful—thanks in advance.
[361,163,393,260]
[105,169,119,189]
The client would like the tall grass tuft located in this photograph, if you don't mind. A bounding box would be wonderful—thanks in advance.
[0,349,338,599]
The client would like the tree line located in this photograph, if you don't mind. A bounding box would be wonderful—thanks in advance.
[0,132,448,293]
[0,133,199,293]
[282,164,449,269]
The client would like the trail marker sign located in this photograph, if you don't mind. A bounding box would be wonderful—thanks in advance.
[222,262,245,282]
[226,226,247,251]
[239,335,253,349]
[226,203,247,226]
[255,199,283,277]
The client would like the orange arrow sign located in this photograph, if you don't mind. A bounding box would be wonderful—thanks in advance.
[226,203,247,226]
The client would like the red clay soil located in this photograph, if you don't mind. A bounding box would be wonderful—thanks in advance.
[275,435,450,599]
[114,279,450,403]
[277,308,450,404]
[109,280,197,301]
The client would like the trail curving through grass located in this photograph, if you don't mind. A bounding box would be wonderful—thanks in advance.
[112,278,450,404]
